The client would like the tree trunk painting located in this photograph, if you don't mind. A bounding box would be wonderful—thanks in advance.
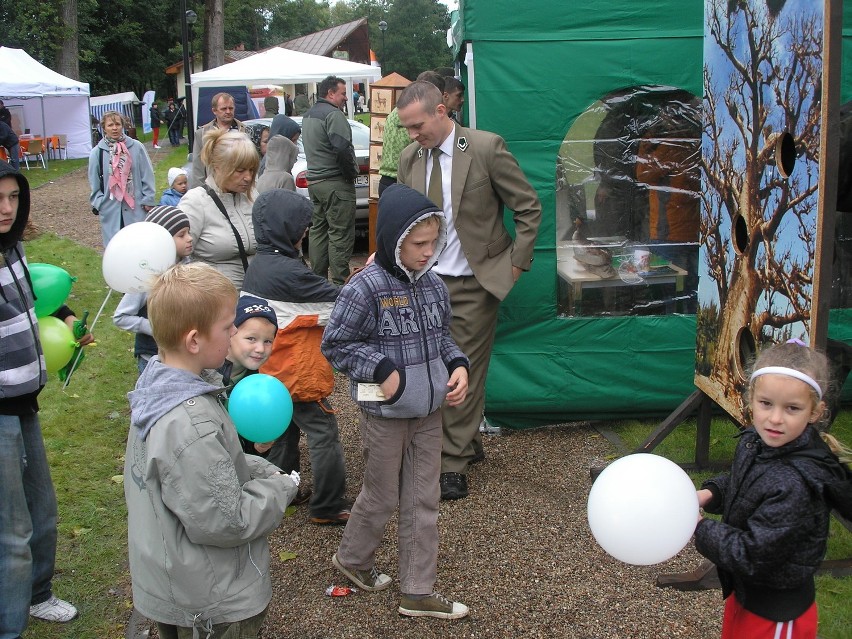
[695,0,829,422]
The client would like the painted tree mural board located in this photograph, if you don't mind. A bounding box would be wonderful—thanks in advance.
[695,0,840,423]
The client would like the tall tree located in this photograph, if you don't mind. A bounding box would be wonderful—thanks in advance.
[380,0,451,79]
[324,0,450,79]
[0,0,64,66]
[56,0,80,79]
[267,0,332,43]
[204,0,225,69]
[224,0,270,50]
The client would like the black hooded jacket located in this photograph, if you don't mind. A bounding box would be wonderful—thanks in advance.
[242,189,340,305]
[241,189,341,402]
[694,426,852,621]
[0,160,45,414]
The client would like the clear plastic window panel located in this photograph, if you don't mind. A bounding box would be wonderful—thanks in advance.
[556,86,701,317]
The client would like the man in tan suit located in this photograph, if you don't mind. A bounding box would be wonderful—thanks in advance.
[397,81,541,500]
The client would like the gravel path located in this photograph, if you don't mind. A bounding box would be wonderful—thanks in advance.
[27,164,723,639]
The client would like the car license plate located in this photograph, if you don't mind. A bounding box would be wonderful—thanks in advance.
[354,175,368,187]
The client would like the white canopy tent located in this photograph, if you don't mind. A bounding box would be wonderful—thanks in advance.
[0,47,91,160]
[190,47,381,123]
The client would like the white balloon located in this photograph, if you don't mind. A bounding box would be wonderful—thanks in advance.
[587,453,699,565]
[102,222,177,293]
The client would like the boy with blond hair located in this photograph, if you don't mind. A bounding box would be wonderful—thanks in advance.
[124,263,298,638]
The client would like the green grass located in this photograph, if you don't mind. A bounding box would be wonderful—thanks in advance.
[16,231,852,637]
[608,413,852,638]
[24,130,188,195]
[23,234,137,639]
[24,159,89,190]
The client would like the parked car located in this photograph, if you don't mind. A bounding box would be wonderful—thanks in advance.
[242,116,371,232]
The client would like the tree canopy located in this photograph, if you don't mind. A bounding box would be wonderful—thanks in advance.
[0,0,452,97]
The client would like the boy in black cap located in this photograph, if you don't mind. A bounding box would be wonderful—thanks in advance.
[220,294,278,390]
[218,295,314,502]
[113,206,194,374]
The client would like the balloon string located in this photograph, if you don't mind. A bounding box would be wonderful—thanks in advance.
[62,288,113,390]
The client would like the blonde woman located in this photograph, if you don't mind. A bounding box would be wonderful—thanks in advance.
[179,128,259,289]
[88,110,156,246]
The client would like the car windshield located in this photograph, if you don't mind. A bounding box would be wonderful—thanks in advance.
[247,116,369,155]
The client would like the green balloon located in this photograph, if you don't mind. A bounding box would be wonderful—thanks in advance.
[29,263,75,317]
[38,316,77,375]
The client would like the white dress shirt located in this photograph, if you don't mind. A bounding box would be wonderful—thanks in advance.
[427,131,473,277]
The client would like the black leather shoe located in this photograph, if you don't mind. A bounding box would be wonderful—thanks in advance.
[470,450,486,465]
[440,472,468,500]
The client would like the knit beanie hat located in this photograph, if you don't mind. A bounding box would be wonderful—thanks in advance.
[145,205,190,236]
[167,167,187,187]
[235,295,278,330]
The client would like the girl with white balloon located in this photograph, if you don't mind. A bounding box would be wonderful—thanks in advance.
[694,341,852,639]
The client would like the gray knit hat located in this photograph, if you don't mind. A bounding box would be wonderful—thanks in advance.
[145,205,190,236]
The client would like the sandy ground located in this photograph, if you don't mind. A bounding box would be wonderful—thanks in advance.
[27,156,724,639]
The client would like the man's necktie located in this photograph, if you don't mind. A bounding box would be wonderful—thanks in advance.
[427,147,443,209]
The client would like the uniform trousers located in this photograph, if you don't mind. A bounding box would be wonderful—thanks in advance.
[307,178,356,285]
[439,274,500,474]
[0,413,58,639]
[156,608,266,639]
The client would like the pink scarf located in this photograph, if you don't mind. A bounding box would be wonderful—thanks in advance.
[107,138,135,207]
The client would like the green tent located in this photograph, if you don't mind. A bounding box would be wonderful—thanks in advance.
[447,0,852,428]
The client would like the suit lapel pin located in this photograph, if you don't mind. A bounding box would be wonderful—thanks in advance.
[417,148,424,159]
[457,137,468,152]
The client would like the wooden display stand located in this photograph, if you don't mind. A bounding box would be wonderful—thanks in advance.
[368,73,411,254]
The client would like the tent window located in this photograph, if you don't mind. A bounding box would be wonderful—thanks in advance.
[555,85,701,318]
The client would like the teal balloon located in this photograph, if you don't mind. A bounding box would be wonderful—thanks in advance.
[37,316,77,375]
[29,263,75,317]
[228,374,293,443]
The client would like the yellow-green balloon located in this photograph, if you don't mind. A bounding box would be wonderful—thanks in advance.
[37,316,77,375]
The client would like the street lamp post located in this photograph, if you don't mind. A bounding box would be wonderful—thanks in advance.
[180,1,197,149]
[378,20,387,72]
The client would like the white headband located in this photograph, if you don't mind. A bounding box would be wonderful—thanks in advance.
[750,366,823,400]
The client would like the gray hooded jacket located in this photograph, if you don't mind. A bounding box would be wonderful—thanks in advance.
[256,135,298,194]
[124,357,296,628]
[321,184,468,418]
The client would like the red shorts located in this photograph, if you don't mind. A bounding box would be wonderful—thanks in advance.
[721,594,817,639]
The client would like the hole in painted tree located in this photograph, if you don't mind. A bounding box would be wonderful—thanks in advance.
[733,213,749,254]
[775,131,796,178]
[735,327,756,382]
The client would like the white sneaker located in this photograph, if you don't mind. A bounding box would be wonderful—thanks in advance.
[29,595,78,622]
[153,144,162,149]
